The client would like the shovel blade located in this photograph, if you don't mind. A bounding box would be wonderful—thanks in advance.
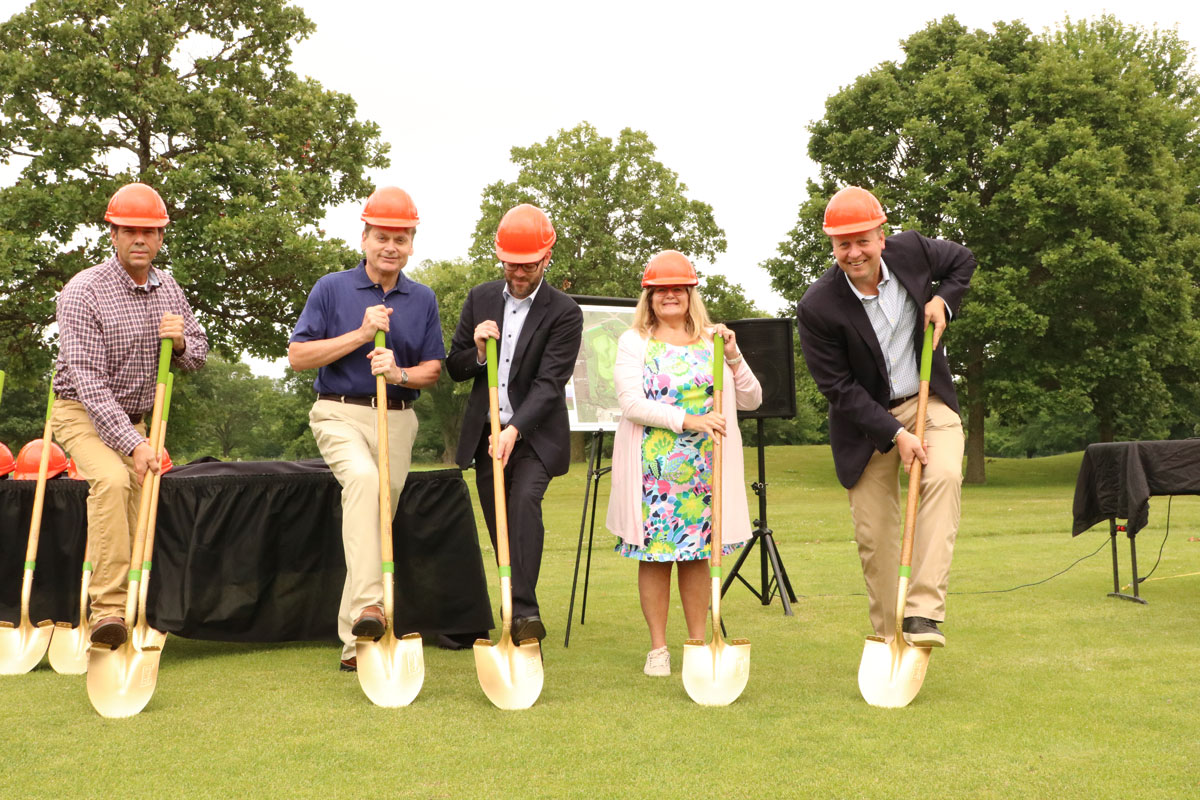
[682,637,751,707]
[48,622,90,675]
[86,643,162,718]
[356,630,424,708]
[131,625,167,652]
[473,634,543,710]
[0,620,54,675]
[857,635,931,708]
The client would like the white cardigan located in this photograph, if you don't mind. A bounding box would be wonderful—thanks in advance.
[604,328,763,548]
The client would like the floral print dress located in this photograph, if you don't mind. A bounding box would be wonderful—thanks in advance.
[617,339,737,562]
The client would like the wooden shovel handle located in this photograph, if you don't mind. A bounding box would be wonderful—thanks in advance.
[898,325,934,571]
[711,336,724,567]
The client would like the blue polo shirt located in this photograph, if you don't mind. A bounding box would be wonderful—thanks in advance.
[289,261,445,402]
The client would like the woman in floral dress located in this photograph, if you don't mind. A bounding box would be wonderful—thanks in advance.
[606,251,762,676]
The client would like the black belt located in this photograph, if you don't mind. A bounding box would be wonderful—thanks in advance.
[888,393,918,409]
[318,393,413,410]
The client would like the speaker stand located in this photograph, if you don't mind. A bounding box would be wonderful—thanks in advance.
[564,430,610,647]
[721,418,797,615]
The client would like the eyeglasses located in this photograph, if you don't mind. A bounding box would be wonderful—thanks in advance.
[499,260,544,274]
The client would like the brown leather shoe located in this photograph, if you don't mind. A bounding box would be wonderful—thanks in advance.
[340,657,357,672]
[351,605,386,639]
[90,617,127,648]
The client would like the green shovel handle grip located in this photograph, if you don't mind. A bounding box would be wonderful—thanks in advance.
[157,339,172,385]
[0,369,5,405]
[375,330,385,350]
[163,372,174,424]
[44,381,54,421]
[713,334,724,393]
[920,325,933,382]
[486,338,498,387]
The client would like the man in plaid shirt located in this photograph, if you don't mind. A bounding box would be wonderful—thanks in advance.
[51,182,208,648]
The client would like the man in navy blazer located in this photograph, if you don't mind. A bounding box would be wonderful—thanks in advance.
[798,186,975,647]
[447,204,583,645]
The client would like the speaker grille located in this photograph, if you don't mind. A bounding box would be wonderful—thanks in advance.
[726,318,796,420]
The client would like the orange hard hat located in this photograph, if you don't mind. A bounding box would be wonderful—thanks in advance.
[642,250,699,287]
[495,204,556,264]
[822,186,887,236]
[361,186,420,228]
[105,182,170,227]
[160,447,173,474]
[13,439,70,481]
[0,442,15,478]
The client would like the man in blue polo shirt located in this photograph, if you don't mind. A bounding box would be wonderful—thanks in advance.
[288,186,445,671]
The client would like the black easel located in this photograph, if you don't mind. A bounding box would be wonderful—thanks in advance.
[564,431,611,647]
[720,417,796,614]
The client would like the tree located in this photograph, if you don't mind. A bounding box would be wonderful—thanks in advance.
[763,15,1200,481]
[469,122,729,299]
[407,258,496,463]
[0,0,388,383]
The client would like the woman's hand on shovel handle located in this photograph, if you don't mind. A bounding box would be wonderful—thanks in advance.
[897,430,928,474]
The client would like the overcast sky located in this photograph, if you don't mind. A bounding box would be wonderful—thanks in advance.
[4,1,1198,376]
[287,0,1198,312]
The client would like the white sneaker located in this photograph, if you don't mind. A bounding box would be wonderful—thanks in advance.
[643,646,670,676]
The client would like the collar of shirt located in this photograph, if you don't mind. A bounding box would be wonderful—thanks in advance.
[352,259,410,297]
[843,259,891,302]
[102,254,162,291]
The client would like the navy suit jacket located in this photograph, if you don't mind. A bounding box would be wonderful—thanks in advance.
[797,230,975,488]
[447,279,583,477]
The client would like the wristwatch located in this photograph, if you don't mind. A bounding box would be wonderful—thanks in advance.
[399,368,409,386]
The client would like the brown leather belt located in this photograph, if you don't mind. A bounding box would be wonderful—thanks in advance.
[888,393,918,409]
[318,393,413,410]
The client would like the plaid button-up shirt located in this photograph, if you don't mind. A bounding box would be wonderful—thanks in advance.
[54,255,208,455]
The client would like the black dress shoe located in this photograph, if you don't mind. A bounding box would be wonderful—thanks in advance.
[902,616,945,647]
[510,615,546,644]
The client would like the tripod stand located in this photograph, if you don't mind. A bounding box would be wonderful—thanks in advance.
[721,417,796,615]
[564,430,611,647]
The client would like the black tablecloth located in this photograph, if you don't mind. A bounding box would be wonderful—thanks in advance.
[1072,440,1200,537]
[0,459,493,641]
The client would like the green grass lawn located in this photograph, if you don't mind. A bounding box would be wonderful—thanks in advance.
[3,446,1199,799]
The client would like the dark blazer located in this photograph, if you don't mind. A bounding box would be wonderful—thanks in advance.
[447,279,583,477]
[797,230,975,489]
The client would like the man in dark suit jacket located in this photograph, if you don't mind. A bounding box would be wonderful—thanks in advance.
[798,186,975,647]
[447,204,583,644]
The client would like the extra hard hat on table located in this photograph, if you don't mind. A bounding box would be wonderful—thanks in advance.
[495,204,556,264]
[13,439,69,481]
[361,186,420,227]
[823,186,887,236]
[642,250,699,287]
[0,442,14,477]
[105,183,170,227]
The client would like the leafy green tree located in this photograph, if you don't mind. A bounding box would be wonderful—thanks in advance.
[407,258,496,463]
[763,15,1200,482]
[169,356,271,460]
[469,122,728,299]
[0,0,388,384]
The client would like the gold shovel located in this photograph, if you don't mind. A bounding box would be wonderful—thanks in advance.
[0,386,58,675]
[682,335,751,706]
[356,330,424,707]
[47,544,92,675]
[474,337,544,710]
[857,325,935,709]
[131,371,172,654]
[86,340,171,718]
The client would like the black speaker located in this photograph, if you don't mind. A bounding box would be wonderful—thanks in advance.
[726,318,796,420]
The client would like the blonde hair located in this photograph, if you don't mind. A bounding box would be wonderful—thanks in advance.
[631,285,713,341]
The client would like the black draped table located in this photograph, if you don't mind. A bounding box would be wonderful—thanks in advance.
[1072,440,1200,603]
[0,459,493,641]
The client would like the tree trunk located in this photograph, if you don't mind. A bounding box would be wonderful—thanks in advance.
[963,343,986,484]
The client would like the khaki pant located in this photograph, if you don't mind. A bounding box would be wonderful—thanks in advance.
[309,399,417,660]
[847,396,964,640]
[51,399,147,623]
